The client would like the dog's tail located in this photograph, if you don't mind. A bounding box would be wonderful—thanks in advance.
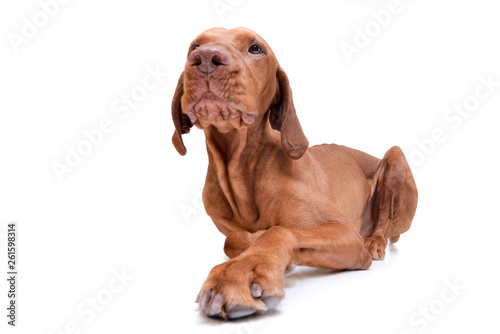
[389,235,400,244]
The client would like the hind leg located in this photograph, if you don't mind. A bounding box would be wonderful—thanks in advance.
[364,146,418,260]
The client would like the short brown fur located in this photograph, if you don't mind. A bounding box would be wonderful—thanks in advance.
[171,27,418,319]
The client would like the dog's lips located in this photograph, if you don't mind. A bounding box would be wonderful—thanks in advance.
[187,111,198,123]
[241,111,254,125]
[187,91,255,126]
[202,91,223,102]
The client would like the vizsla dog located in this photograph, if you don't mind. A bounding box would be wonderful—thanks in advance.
[171,27,418,319]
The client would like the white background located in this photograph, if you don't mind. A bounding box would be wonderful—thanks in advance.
[1,0,500,333]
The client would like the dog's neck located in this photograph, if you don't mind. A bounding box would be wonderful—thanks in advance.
[203,114,279,227]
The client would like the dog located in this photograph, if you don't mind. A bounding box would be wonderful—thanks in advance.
[171,27,418,319]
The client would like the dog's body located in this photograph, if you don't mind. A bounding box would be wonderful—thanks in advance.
[172,27,418,319]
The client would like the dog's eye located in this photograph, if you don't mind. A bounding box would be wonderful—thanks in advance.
[191,44,200,52]
[248,44,263,54]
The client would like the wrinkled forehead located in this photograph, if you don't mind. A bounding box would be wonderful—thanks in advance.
[193,27,274,53]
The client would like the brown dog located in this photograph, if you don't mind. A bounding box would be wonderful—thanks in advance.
[171,27,418,319]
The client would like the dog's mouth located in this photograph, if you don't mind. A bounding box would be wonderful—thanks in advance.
[185,91,255,129]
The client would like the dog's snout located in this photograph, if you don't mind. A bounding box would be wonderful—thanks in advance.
[188,46,231,74]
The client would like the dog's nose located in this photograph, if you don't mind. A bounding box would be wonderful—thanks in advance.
[188,46,231,74]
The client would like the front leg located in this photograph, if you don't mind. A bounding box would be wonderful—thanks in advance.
[197,223,372,319]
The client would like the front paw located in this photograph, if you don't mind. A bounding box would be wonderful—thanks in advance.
[196,254,285,319]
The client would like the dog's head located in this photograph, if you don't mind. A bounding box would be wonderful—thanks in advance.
[171,27,308,159]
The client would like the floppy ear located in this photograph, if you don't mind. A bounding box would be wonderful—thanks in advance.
[171,71,192,155]
[269,66,309,160]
